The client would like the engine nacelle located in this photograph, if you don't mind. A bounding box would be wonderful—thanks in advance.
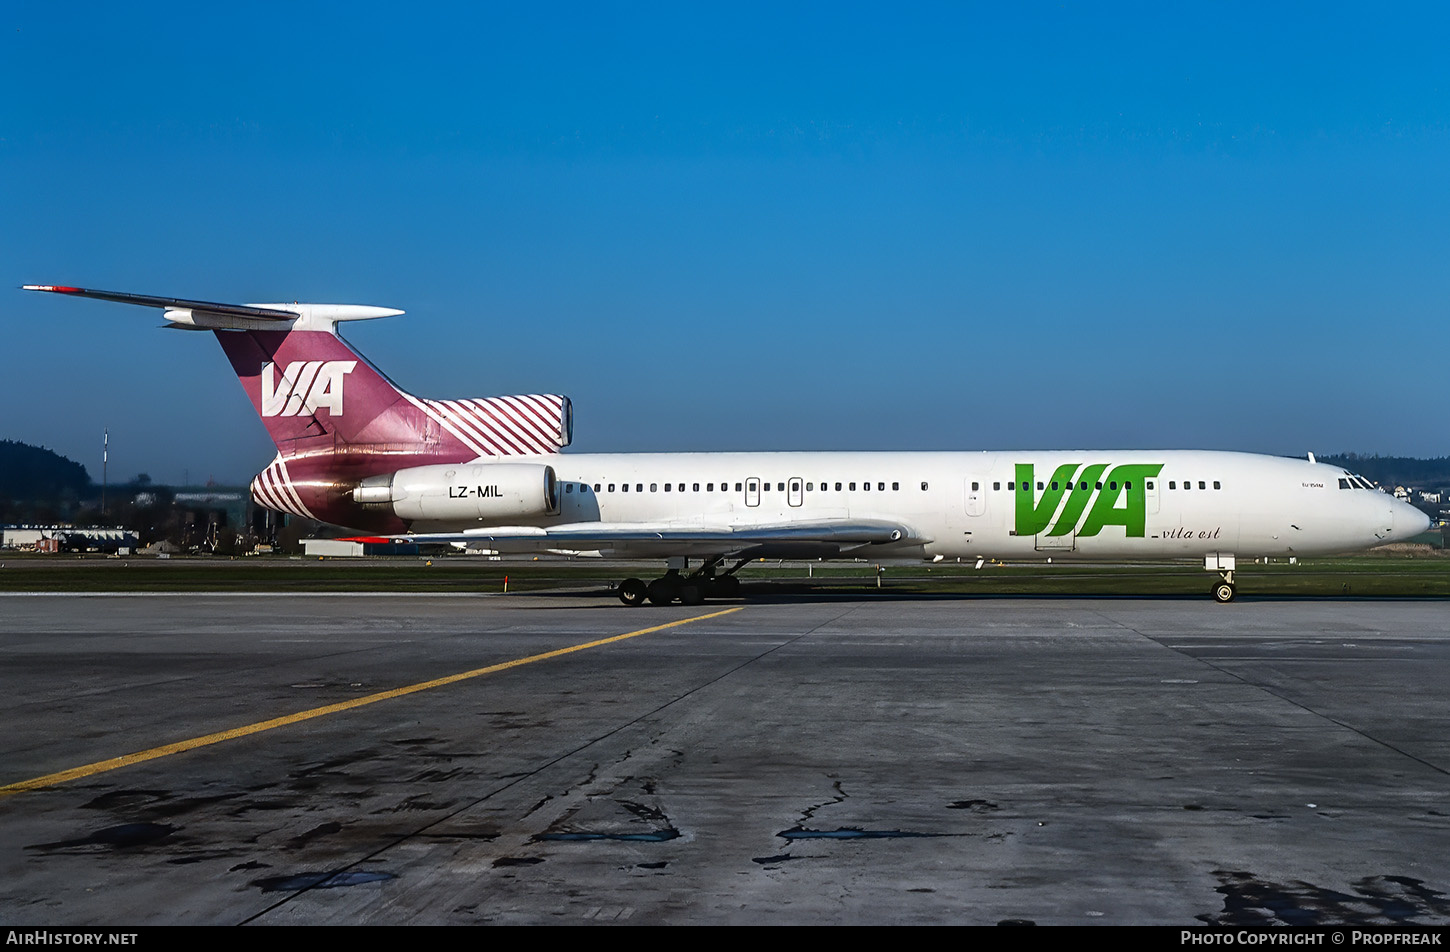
[352,463,559,522]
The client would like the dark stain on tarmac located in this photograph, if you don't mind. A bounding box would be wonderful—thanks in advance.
[535,799,681,843]
[537,829,679,842]
[1198,871,1450,926]
[82,790,171,810]
[28,822,180,851]
[286,821,342,848]
[252,871,396,892]
[778,826,947,840]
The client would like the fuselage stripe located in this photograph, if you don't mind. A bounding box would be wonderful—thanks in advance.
[472,398,551,454]
[435,399,519,456]
[449,399,536,455]
[250,472,282,512]
[258,467,288,514]
[402,393,492,457]
[514,393,564,442]
[274,460,316,520]
[494,394,559,448]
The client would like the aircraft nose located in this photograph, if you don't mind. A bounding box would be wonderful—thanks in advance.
[1391,499,1432,541]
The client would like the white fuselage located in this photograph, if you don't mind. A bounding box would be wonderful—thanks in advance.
[424,449,1426,561]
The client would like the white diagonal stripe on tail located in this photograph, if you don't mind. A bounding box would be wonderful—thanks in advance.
[445,399,532,455]
[467,398,549,455]
[401,393,493,457]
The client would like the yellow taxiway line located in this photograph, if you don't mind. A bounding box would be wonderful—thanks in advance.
[1,606,743,796]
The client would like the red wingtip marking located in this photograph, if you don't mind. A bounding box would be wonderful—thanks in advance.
[337,536,392,544]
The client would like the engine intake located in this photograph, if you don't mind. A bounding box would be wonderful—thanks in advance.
[352,463,559,522]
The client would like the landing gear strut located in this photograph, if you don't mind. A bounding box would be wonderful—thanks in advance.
[617,557,747,606]
[647,571,682,605]
[1206,554,1237,604]
[1212,570,1236,604]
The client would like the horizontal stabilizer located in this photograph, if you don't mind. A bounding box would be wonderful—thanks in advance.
[24,286,298,319]
[23,285,403,331]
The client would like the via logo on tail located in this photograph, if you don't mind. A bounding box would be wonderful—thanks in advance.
[1014,462,1164,537]
[260,360,357,418]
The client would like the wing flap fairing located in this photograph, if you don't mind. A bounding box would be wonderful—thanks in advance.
[395,520,921,558]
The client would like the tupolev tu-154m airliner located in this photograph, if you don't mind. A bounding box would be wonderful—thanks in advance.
[25,285,1431,605]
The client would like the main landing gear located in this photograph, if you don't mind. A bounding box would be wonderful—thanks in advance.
[617,558,747,607]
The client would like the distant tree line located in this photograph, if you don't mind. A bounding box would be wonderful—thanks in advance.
[0,439,92,500]
[1319,455,1450,488]
[1,440,203,546]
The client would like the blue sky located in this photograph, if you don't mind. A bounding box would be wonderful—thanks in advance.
[4,2,1447,484]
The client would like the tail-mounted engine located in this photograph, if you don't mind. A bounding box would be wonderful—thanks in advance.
[351,463,560,523]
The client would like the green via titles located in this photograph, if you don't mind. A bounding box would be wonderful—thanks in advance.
[1014,463,1164,537]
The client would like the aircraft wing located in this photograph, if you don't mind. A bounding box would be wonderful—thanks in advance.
[386,520,923,559]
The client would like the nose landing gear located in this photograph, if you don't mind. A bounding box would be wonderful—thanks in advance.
[1213,573,1236,603]
[1206,554,1237,603]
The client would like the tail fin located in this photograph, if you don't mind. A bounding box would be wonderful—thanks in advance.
[217,328,572,459]
[24,285,572,464]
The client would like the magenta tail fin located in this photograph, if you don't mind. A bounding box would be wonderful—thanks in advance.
[216,328,572,459]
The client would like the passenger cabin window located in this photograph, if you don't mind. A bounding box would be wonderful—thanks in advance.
[1198,481,1206,490]
[1213,481,1221,490]
[664,483,671,492]
[892,482,899,490]
[1169,481,1176,489]
[921,482,929,491]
